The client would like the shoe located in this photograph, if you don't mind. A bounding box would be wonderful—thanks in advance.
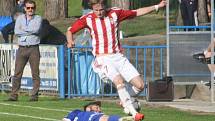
[29,97,38,102]
[134,113,144,121]
[7,97,18,101]
[120,98,141,115]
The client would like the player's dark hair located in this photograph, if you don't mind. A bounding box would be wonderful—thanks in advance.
[89,0,107,8]
[83,101,101,111]
[24,0,36,8]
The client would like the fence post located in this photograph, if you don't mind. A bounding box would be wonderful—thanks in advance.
[58,45,65,99]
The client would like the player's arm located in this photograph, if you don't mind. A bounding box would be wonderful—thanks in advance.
[136,0,166,16]
[66,17,87,48]
[66,29,75,48]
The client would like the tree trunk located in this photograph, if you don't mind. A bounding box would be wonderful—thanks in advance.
[111,0,129,9]
[44,0,68,21]
[59,0,68,18]
[197,0,209,24]
[176,5,183,26]
[0,0,16,16]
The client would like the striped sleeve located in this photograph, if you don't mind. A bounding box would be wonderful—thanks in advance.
[69,17,87,34]
[113,8,137,22]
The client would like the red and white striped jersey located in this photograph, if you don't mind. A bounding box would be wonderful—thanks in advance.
[69,8,137,55]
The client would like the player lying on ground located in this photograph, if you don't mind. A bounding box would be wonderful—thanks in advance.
[62,101,136,121]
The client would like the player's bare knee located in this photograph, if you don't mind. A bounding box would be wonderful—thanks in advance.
[133,84,144,93]
[131,76,144,90]
[135,83,144,91]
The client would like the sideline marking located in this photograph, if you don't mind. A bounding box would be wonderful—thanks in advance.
[0,112,60,121]
[0,102,70,112]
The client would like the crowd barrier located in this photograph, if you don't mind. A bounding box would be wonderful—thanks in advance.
[0,44,60,92]
[0,44,167,98]
[60,45,167,98]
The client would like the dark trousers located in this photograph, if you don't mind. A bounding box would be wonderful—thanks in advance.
[1,21,15,43]
[11,45,40,99]
[180,0,197,26]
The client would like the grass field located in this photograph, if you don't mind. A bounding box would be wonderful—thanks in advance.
[0,93,215,121]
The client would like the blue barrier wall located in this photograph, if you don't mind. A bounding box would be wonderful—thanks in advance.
[169,26,210,32]
[72,51,100,95]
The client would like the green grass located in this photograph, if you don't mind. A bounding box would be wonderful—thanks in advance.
[0,94,215,121]
[35,0,45,16]
[68,0,82,17]
[121,13,166,37]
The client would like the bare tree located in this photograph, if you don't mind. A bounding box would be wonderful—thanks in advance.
[44,0,68,21]
[0,0,16,16]
[111,0,130,9]
[176,5,183,26]
[197,0,209,24]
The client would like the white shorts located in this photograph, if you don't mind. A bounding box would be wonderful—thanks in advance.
[92,53,140,82]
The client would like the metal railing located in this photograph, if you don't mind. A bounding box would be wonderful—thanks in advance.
[0,44,167,98]
[59,45,167,98]
[169,26,211,32]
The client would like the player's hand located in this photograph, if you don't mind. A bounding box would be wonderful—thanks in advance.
[158,0,167,8]
[67,41,75,48]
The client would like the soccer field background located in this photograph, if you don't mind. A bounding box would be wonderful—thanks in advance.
[0,94,215,121]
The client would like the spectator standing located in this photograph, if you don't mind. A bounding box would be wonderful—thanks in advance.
[7,0,42,101]
[180,0,198,26]
[66,0,166,120]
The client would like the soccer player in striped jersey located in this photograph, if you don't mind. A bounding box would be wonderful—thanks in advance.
[66,0,166,120]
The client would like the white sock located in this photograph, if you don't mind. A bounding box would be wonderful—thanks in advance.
[118,87,137,117]
[125,83,141,96]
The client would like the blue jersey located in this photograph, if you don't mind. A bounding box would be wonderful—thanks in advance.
[66,110,103,121]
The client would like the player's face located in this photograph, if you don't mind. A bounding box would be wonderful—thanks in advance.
[92,3,106,18]
[87,105,101,112]
[25,3,36,16]
[91,105,101,112]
